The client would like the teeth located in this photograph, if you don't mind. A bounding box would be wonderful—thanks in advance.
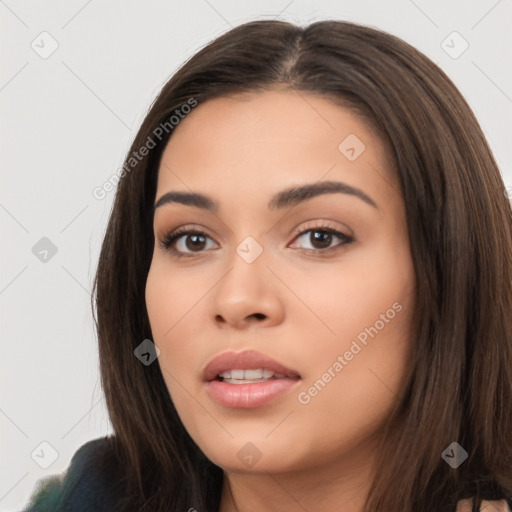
[245,369,263,379]
[218,368,282,381]
[230,369,245,379]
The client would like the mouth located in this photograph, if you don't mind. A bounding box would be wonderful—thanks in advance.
[203,349,301,382]
[215,368,292,384]
[202,350,302,408]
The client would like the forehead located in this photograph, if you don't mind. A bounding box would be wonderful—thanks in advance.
[156,90,398,210]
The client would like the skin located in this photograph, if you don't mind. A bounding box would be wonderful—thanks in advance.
[145,89,417,511]
[457,499,510,512]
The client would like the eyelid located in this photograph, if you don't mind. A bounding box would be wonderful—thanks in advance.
[289,219,354,241]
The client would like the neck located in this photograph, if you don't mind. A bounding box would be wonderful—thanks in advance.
[218,442,377,512]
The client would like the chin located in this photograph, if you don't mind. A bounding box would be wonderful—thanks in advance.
[199,437,306,475]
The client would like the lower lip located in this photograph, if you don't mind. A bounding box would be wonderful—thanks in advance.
[206,378,301,408]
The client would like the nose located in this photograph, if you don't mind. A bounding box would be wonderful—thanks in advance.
[209,250,285,330]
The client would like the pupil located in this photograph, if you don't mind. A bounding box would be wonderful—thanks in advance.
[312,231,331,249]
[187,234,206,251]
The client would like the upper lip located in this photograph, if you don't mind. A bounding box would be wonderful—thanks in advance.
[202,349,301,381]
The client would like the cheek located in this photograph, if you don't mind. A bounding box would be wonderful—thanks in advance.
[145,263,190,385]
[145,258,211,339]
[289,290,414,465]
[145,260,210,397]
[282,242,414,350]
[290,243,414,424]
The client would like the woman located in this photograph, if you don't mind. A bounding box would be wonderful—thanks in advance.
[23,19,512,512]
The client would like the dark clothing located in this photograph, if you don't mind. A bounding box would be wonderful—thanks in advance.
[22,437,122,512]
[23,436,512,511]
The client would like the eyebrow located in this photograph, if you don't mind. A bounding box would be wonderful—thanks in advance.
[153,180,378,213]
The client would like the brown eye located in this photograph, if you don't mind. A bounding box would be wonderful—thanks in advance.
[159,229,218,256]
[290,227,353,252]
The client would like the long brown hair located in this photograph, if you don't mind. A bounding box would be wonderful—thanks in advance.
[91,19,512,511]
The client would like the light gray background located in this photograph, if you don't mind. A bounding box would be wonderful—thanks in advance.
[1,1,511,510]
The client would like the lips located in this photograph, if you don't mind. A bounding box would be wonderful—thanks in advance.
[202,349,301,382]
[203,349,302,408]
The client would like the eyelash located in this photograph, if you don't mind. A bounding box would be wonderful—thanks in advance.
[157,222,354,259]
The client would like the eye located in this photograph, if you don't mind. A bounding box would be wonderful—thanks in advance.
[158,221,354,258]
[289,222,353,253]
[158,227,218,256]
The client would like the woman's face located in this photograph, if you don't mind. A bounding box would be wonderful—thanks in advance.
[145,89,416,474]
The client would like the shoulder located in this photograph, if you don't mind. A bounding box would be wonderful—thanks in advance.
[23,436,124,512]
[456,498,512,511]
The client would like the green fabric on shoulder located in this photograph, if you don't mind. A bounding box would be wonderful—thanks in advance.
[21,436,122,512]
[22,474,66,511]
